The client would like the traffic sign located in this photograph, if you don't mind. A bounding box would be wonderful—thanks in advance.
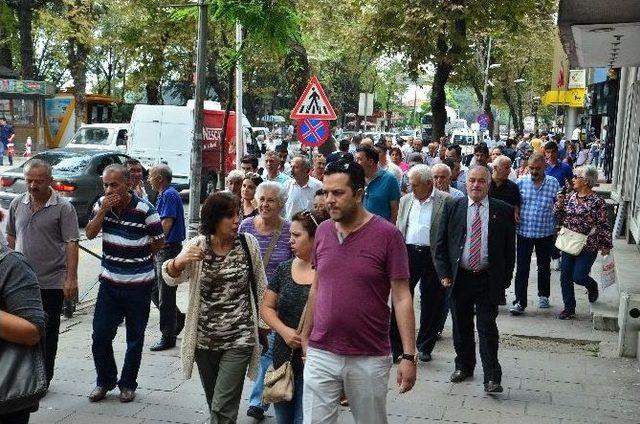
[296,119,330,147]
[290,76,337,120]
[477,113,491,130]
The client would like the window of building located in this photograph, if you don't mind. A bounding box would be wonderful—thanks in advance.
[0,98,36,126]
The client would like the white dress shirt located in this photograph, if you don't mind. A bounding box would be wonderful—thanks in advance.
[405,193,435,246]
[283,176,323,219]
[460,196,489,270]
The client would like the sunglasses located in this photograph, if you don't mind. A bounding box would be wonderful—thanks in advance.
[300,210,319,228]
[572,174,583,179]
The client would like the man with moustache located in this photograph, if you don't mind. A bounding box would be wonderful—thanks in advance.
[86,164,165,403]
[434,166,515,393]
[6,159,80,385]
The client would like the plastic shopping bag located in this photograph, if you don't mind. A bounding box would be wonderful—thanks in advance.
[600,255,616,290]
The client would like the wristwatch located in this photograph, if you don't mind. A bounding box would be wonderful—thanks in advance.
[398,353,417,364]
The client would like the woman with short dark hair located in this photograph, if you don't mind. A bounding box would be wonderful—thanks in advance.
[162,192,269,423]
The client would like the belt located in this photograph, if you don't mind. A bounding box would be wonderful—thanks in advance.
[407,244,430,252]
[459,267,489,276]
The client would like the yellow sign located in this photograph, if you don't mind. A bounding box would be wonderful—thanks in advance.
[542,88,585,108]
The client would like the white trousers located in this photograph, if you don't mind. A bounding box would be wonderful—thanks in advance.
[302,347,391,424]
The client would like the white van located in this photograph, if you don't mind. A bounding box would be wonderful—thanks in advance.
[65,123,129,151]
[128,101,253,190]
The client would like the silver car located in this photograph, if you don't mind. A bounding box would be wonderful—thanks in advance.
[0,148,137,225]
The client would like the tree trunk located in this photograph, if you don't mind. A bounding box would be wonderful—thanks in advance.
[501,87,519,135]
[431,61,452,141]
[145,83,161,104]
[219,65,235,177]
[16,0,35,79]
[515,87,524,134]
[67,43,90,129]
[284,38,310,99]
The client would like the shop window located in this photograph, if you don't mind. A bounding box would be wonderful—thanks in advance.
[0,99,10,120]
[12,99,35,125]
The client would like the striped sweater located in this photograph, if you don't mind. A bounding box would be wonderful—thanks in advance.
[93,195,164,286]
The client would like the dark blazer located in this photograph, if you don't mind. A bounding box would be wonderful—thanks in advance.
[433,196,516,303]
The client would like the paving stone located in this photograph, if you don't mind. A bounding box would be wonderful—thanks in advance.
[462,396,527,414]
[134,404,209,423]
[58,411,145,424]
[442,406,502,423]
[29,407,74,424]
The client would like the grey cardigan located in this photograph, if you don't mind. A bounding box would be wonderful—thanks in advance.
[162,233,269,381]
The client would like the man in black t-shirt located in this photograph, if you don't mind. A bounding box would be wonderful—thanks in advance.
[489,155,520,305]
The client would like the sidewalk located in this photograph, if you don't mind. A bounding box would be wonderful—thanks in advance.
[32,256,640,424]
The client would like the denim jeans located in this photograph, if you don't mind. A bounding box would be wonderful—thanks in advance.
[92,283,151,391]
[514,234,554,308]
[248,331,275,411]
[560,250,598,312]
[274,373,304,424]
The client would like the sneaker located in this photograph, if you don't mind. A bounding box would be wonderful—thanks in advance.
[557,309,576,320]
[538,296,550,309]
[247,406,265,420]
[509,302,525,316]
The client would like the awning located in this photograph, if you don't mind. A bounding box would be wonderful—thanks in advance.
[542,88,586,107]
[558,0,640,67]
[0,78,55,97]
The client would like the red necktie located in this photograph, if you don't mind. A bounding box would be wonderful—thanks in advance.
[469,203,482,271]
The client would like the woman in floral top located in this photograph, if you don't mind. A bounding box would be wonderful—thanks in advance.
[554,165,612,320]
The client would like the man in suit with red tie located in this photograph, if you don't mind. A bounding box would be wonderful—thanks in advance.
[434,166,516,393]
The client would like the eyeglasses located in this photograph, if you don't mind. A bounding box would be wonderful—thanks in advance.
[300,210,319,228]
[572,174,583,179]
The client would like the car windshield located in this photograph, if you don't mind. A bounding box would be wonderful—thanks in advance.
[26,151,94,175]
[69,127,112,145]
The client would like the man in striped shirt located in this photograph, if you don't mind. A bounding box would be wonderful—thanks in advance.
[86,164,165,403]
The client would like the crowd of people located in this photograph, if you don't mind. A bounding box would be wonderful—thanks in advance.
[0,126,613,424]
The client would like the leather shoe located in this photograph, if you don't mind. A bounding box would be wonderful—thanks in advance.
[176,312,186,336]
[150,336,176,352]
[450,369,473,383]
[119,387,136,403]
[88,386,108,402]
[484,381,504,393]
[418,351,432,362]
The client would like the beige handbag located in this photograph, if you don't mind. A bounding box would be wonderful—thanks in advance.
[555,226,596,256]
[262,302,308,404]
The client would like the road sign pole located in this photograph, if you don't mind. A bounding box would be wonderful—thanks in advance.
[235,21,243,170]
[363,93,368,132]
[188,0,207,237]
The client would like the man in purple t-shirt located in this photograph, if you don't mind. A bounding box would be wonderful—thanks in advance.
[301,159,416,424]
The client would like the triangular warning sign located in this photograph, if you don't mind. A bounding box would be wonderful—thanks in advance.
[290,76,337,120]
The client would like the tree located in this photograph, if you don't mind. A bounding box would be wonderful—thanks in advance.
[0,2,18,70]
[367,0,552,140]
[5,0,49,78]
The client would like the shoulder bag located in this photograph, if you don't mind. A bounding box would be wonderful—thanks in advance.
[555,226,596,256]
[0,252,48,414]
[262,300,308,404]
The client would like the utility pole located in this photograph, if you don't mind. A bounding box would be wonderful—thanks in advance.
[187,0,207,237]
[481,36,492,113]
[235,22,243,169]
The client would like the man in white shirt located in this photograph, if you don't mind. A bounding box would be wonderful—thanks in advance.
[282,155,322,219]
[432,164,465,198]
[393,164,450,363]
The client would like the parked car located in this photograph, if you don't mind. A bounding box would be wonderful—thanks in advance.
[0,148,149,226]
[64,123,129,151]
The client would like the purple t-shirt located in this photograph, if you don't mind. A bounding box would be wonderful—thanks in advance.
[310,215,409,356]
[239,217,292,282]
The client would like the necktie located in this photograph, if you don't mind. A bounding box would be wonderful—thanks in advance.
[469,203,482,271]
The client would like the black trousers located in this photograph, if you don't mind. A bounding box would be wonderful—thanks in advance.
[41,288,64,384]
[390,245,444,358]
[450,268,501,384]
[151,243,184,339]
